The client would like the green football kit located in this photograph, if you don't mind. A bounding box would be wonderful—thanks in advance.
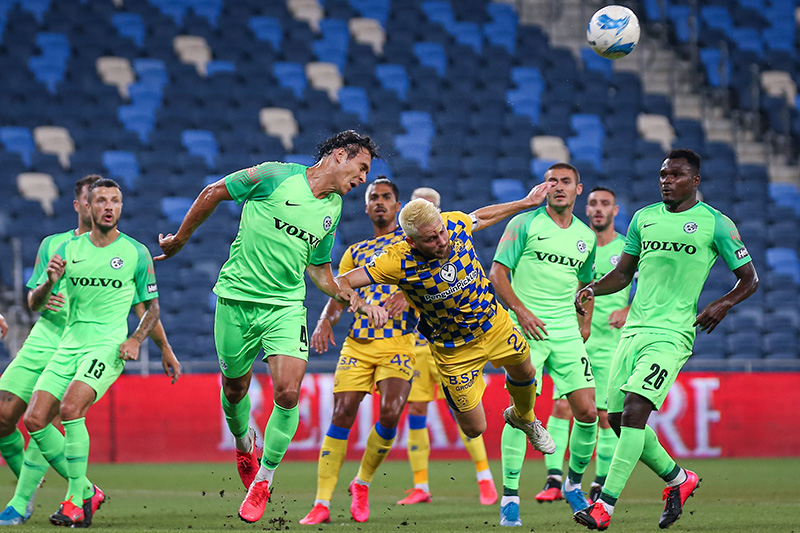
[493,206,597,397]
[584,233,631,409]
[598,200,752,506]
[494,206,599,493]
[33,232,158,401]
[0,230,75,402]
[608,201,751,412]
[213,161,341,376]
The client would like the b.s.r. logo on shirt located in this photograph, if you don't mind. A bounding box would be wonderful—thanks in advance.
[576,240,587,253]
[323,216,333,231]
[610,254,620,266]
[440,263,457,284]
[684,221,698,233]
[110,257,124,269]
[735,247,749,260]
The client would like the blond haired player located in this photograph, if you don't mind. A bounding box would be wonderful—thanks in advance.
[336,184,558,477]
[397,187,497,506]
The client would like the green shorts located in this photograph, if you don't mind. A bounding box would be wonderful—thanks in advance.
[33,341,125,402]
[214,297,309,379]
[607,331,692,412]
[584,346,616,410]
[528,334,594,398]
[0,343,54,403]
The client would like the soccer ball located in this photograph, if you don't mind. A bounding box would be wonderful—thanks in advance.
[586,5,640,59]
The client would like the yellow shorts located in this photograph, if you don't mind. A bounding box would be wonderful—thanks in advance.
[333,334,416,394]
[431,307,529,412]
[408,343,439,403]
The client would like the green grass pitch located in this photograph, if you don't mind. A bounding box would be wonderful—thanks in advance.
[2,458,798,532]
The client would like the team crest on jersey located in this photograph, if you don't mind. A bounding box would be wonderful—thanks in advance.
[455,396,468,408]
[440,263,457,284]
[110,257,124,269]
[576,240,587,253]
[610,254,620,266]
[452,239,464,253]
[684,221,698,233]
[323,216,333,231]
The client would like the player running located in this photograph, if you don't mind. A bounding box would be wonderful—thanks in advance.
[397,187,497,507]
[0,175,179,527]
[530,186,632,509]
[335,183,558,465]
[24,178,162,527]
[300,177,419,525]
[573,149,758,530]
[489,163,598,526]
[156,131,383,524]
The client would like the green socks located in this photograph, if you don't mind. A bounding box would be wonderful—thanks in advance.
[567,418,599,482]
[220,389,251,441]
[0,429,24,478]
[261,402,299,470]
[63,418,90,503]
[501,424,527,491]
[639,425,677,479]
[29,424,69,480]
[543,416,570,476]
[7,439,49,514]
[602,426,645,500]
[594,426,617,484]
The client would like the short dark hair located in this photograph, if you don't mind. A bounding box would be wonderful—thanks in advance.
[665,148,701,174]
[316,130,380,162]
[88,178,122,200]
[545,162,581,183]
[366,176,400,202]
[74,174,102,199]
[590,186,616,199]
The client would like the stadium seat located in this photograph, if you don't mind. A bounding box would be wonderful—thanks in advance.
[394,135,430,170]
[338,86,369,122]
[161,197,194,225]
[0,127,35,167]
[273,62,307,99]
[288,0,324,32]
[181,130,218,169]
[531,136,569,162]
[173,35,212,76]
[349,17,385,55]
[375,64,409,101]
[16,172,58,216]
[306,62,343,101]
[96,56,135,98]
[491,178,526,202]
[33,126,74,169]
[102,151,140,190]
[111,13,145,48]
[413,42,446,77]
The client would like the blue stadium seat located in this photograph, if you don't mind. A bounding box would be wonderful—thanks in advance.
[726,331,763,358]
[400,111,434,140]
[249,16,282,50]
[181,130,218,169]
[491,178,525,202]
[161,197,194,225]
[692,332,726,359]
[111,13,145,48]
[580,48,613,78]
[764,332,798,356]
[699,48,731,87]
[128,82,163,111]
[338,86,369,122]
[413,42,446,77]
[766,247,800,283]
[531,158,559,179]
[118,105,156,143]
[0,126,35,167]
[28,55,65,94]
[134,59,169,88]
[375,64,409,101]
[394,135,430,170]
[273,62,307,99]
[102,150,140,190]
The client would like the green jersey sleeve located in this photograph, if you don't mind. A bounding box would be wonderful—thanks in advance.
[578,241,596,284]
[224,162,307,205]
[623,209,643,256]
[134,243,158,302]
[493,212,533,269]
[712,211,752,270]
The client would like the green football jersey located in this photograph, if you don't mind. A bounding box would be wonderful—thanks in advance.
[622,201,751,343]
[45,232,158,347]
[23,229,77,349]
[585,233,631,354]
[213,162,342,305]
[494,207,596,339]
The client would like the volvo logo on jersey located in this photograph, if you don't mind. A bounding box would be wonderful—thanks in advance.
[69,277,123,288]
[532,251,586,269]
[274,217,322,248]
[641,241,697,254]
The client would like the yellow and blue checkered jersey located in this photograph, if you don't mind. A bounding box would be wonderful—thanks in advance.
[364,212,497,349]
[339,226,419,339]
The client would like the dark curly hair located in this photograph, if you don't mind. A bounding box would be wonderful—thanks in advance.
[316,130,380,162]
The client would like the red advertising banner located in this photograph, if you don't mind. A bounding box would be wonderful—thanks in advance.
[50,371,800,462]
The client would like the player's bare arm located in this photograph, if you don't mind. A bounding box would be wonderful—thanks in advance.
[489,261,548,341]
[310,263,388,326]
[0,313,6,339]
[577,280,593,342]
[29,254,66,312]
[470,181,555,232]
[694,261,758,334]
[575,252,639,316]
[608,305,630,329]
[134,302,181,384]
[310,297,345,353]
[155,178,233,261]
[120,298,160,362]
[334,267,389,328]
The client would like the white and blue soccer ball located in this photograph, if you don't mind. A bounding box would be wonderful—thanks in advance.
[586,5,640,59]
